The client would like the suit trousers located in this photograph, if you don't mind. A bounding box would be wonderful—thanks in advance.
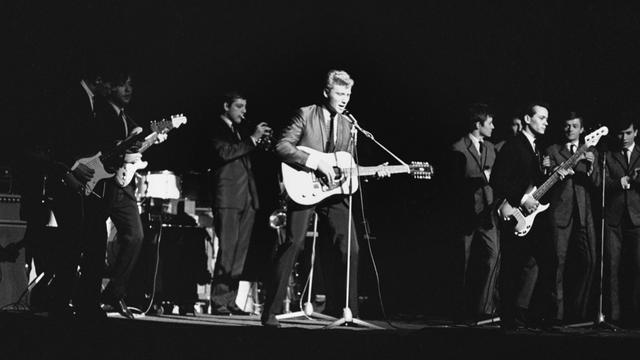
[549,215,596,321]
[101,185,144,300]
[211,206,256,307]
[605,211,640,323]
[499,223,544,324]
[455,212,500,317]
[263,197,359,318]
[49,185,104,311]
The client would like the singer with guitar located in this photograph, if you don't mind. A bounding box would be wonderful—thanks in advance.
[490,102,569,330]
[262,70,380,327]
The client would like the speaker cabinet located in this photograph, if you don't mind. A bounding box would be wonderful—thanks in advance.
[0,220,28,309]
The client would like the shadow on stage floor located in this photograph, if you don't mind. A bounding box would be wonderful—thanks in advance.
[2,311,640,360]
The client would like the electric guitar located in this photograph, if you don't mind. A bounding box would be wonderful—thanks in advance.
[71,114,187,196]
[114,114,187,187]
[497,126,608,237]
[281,146,433,206]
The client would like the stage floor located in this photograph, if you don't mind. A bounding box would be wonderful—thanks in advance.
[2,310,640,359]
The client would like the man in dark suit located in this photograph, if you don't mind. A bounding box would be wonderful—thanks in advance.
[47,63,105,318]
[450,103,500,322]
[604,114,640,327]
[209,91,271,314]
[491,102,562,329]
[543,112,599,324]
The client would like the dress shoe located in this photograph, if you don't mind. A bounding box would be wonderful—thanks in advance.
[261,313,281,328]
[115,299,135,319]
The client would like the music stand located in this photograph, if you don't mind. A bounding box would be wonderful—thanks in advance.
[277,213,337,322]
[325,113,385,330]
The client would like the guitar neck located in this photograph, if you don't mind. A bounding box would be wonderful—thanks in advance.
[137,132,159,154]
[355,165,409,177]
[532,144,588,200]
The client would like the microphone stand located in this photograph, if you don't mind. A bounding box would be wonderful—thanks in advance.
[567,149,618,331]
[325,112,391,330]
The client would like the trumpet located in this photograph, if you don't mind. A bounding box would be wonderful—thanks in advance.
[256,134,275,151]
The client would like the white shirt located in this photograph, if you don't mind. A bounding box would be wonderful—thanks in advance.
[305,108,338,170]
[624,143,635,161]
[221,115,257,144]
[469,133,483,155]
[109,101,128,137]
[522,130,537,153]
[567,140,579,154]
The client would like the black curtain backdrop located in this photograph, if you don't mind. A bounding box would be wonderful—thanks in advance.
[6,1,640,317]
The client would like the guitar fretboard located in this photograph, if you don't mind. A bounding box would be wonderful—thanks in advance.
[532,144,589,200]
[340,165,410,177]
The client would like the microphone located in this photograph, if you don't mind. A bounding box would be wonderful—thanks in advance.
[342,109,357,124]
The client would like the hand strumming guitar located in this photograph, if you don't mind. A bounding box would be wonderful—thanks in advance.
[317,159,336,186]
[521,196,540,215]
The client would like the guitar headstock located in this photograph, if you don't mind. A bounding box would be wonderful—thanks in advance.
[150,114,188,133]
[409,161,434,179]
[584,126,608,147]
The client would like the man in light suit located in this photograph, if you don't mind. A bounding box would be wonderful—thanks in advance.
[604,114,640,328]
[450,103,500,323]
[543,112,599,324]
[209,91,271,314]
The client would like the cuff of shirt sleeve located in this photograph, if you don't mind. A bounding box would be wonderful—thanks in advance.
[305,152,320,170]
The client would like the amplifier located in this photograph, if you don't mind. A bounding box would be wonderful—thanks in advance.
[0,219,28,309]
[0,194,21,221]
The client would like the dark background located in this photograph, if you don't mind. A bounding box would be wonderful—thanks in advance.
[4,1,640,318]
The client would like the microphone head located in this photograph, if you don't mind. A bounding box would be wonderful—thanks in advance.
[342,109,351,116]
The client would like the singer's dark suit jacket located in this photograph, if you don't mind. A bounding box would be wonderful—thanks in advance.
[210,117,259,210]
[605,144,640,226]
[275,104,353,167]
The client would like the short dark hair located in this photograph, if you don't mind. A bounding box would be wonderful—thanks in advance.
[564,111,584,127]
[523,101,550,118]
[222,91,246,107]
[467,103,493,131]
[612,110,638,132]
[102,64,133,86]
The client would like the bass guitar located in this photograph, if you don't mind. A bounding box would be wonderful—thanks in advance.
[114,114,187,187]
[281,146,433,206]
[497,126,608,236]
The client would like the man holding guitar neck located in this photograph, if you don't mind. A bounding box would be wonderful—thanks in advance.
[261,70,362,327]
[542,112,599,326]
[90,67,166,319]
[491,102,572,330]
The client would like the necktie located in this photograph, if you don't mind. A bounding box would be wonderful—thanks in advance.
[478,140,484,155]
[326,113,336,153]
[568,143,576,155]
[120,109,129,137]
[231,123,241,140]
[624,148,630,166]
